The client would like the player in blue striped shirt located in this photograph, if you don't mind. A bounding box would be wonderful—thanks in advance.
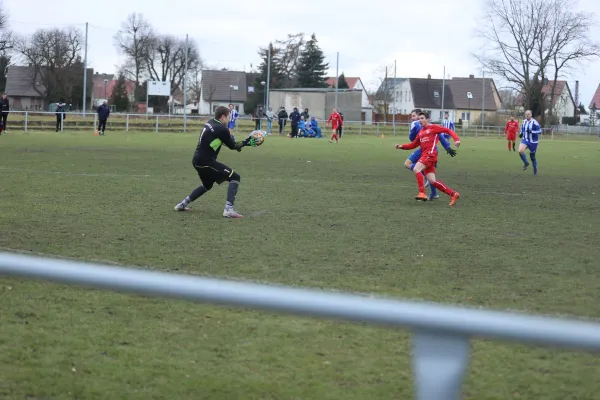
[519,110,541,175]
[403,109,456,200]
[441,112,455,140]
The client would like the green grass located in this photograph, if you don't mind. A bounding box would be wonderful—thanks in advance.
[1,131,600,399]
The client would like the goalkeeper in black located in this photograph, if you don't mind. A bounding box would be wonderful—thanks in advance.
[174,105,258,218]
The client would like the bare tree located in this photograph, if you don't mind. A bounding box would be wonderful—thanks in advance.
[203,82,216,113]
[372,63,395,121]
[475,0,599,125]
[16,27,84,102]
[113,13,154,96]
[188,63,202,103]
[498,88,518,110]
[144,34,202,96]
[274,33,304,87]
[0,3,12,54]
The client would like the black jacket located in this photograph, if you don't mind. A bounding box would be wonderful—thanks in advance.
[0,97,9,113]
[290,110,301,124]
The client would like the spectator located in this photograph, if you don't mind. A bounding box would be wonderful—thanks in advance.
[298,116,307,137]
[265,107,276,135]
[337,110,344,138]
[97,100,110,135]
[0,94,9,132]
[289,107,301,138]
[310,116,322,138]
[55,102,66,132]
[254,106,264,130]
[301,108,309,120]
[277,107,288,134]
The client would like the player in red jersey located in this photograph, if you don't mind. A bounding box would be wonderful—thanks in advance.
[504,116,519,151]
[395,111,462,206]
[326,108,343,143]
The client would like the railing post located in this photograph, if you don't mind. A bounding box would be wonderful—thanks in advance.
[412,331,470,400]
[24,111,28,132]
[61,112,64,132]
[126,114,129,132]
[155,116,159,133]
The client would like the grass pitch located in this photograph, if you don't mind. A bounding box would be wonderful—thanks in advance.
[0,131,600,399]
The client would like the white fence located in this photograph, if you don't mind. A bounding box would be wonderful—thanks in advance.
[1,252,600,400]
[1,111,600,138]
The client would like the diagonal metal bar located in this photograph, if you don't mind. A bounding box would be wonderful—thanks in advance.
[1,252,600,352]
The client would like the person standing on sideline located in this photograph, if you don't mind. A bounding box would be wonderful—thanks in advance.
[265,107,276,135]
[337,110,344,138]
[289,107,301,138]
[301,108,310,120]
[0,94,9,132]
[55,102,66,132]
[254,106,264,131]
[277,107,288,135]
[97,101,110,135]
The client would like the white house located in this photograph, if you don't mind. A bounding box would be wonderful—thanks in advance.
[542,80,575,122]
[199,70,251,115]
[326,76,373,123]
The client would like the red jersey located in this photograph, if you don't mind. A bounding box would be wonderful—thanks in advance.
[327,112,343,129]
[400,124,460,158]
[505,120,519,135]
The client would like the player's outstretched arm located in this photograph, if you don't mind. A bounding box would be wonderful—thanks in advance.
[439,134,452,151]
[395,138,420,150]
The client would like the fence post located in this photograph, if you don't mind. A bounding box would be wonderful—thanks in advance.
[155,116,159,133]
[24,111,28,133]
[61,113,64,133]
[359,122,362,136]
[126,114,129,132]
[412,331,470,400]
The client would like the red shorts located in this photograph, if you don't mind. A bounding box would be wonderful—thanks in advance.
[331,124,340,131]
[417,155,437,174]
[506,132,517,141]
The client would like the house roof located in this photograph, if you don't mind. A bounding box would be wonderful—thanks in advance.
[409,78,455,109]
[589,84,600,110]
[270,88,361,93]
[5,65,46,97]
[201,70,248,102]
[5,65,94,99]
[446,77,500,110]
[541,80,575,107]
[325,76,360,89]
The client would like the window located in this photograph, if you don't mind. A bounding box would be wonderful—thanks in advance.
[433,91,439,98]
[461,112,471,120]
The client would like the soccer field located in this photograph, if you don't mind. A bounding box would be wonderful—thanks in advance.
[1,131,599,399]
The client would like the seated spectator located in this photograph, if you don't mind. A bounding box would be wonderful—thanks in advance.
[310,116,322,138]
[298,116,308,137]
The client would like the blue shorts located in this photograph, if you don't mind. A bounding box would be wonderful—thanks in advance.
[228,121,235,129]
[521,140,538,153]
[408,149,422,164]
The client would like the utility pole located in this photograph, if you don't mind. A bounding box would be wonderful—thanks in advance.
[82,22,88,116]
[334,52,339,109]
[183,34,188,132]
[266,44,271,111]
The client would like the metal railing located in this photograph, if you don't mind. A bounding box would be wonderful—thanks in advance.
[1,111,599,139]
[1,252,600,399]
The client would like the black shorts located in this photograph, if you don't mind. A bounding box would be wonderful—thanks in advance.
[193,160,234,189]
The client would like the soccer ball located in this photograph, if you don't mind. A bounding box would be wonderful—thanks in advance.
[250,130,265,146]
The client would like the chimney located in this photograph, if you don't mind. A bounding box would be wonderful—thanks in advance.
[427,74,431,79]
[469,74,475,79]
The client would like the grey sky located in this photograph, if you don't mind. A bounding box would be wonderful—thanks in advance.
[6,0,600,106]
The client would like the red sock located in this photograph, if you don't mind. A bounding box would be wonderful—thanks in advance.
[415,172,425,193]
[332,133,338,141]
[508,141,511,150]
[432,180,456,196]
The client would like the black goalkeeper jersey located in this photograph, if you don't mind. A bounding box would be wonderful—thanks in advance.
[193,119,241,164]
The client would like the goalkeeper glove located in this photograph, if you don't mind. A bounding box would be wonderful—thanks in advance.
[519,133,523,138]
[242,136,257,147]
[446,148,457,157]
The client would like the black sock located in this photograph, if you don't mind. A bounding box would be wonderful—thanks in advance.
[226,180,239,206]
[187,185,208,203]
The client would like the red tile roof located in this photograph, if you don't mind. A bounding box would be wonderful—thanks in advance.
[325,76,359,89]
[589,84,600,109]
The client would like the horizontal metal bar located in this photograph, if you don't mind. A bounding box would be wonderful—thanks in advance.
[1,252,600,351]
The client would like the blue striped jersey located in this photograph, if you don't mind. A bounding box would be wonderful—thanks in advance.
[521,118,541,143]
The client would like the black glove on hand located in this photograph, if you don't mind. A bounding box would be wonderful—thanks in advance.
[519,133,523,138]
[446,148,457,157]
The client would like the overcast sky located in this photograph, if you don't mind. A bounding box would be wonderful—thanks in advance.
[5,0,600,106]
